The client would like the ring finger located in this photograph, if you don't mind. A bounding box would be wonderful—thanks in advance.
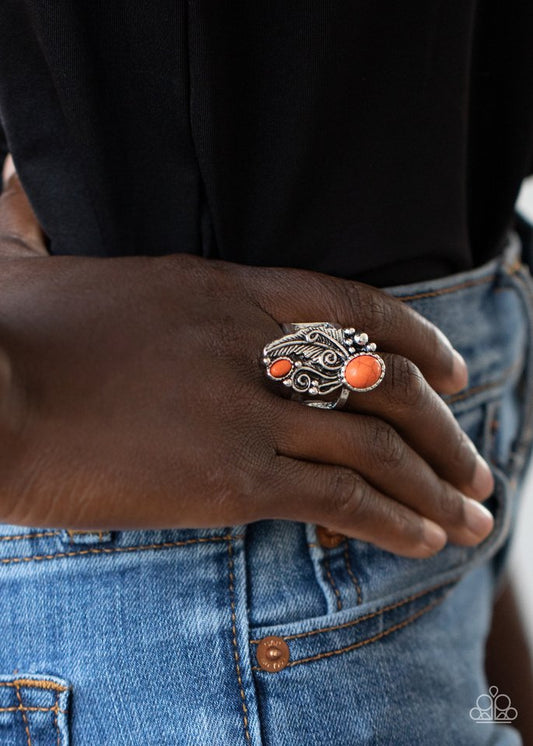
[275,403,494,546]
[342,352,494,501]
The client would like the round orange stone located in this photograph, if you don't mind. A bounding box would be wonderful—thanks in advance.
[269,358,293,378]
[344,354,383,390]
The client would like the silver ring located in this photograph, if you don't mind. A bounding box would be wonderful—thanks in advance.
[262,322,386,409]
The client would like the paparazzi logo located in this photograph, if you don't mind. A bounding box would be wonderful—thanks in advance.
[469,686,518,724]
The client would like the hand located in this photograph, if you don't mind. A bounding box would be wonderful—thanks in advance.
[0,159,494,557]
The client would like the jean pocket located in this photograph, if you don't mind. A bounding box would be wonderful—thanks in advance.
[246,380,513,670]
[247,562,457,675]
[0,674,70,745]
[248,469,511,675]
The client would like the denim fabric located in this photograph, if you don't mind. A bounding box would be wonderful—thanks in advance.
[0,233,532,745]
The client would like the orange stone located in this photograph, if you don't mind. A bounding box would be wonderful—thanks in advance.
[344,354,383,390]
[269,358,293,378]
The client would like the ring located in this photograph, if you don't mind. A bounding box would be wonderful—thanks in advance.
[262,322,385,410]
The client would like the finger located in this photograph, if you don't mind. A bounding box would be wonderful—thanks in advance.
[262,454,449,558]
[274,403,494,546]
[0,156,48,256]
[244,265,468,394]
[341,353,494,500]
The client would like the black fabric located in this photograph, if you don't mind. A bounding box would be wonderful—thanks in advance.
[0,1,533,285]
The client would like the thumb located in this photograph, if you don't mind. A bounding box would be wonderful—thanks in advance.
[0,154,48,256]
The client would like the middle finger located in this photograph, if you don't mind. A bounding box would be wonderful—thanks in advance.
[343,352,494,500]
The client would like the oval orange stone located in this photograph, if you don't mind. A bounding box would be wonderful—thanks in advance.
[269,358,293,378]
[344,354,383,390]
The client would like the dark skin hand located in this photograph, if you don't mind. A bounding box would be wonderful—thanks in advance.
[4,158,531,743]
[0,156,495,559]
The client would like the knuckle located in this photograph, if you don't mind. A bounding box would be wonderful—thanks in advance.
[416,541,441,558]
[397,509,427,545]
[353,288,391,337]
[328,467,368,520]
[435,483,466,526]
[423,321,454,376]
[322,280,392,336]
[341,282,366,320]
[388,356,425,409]
[449,427,476,478]
[367,421,404,470]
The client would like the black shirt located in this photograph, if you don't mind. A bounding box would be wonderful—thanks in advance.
[1,1,533,286]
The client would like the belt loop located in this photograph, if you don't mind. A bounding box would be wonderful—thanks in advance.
[500,230,523,276]
[60,529,113,545]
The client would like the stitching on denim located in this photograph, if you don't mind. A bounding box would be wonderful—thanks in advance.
[396,274,494,302]
[343,540,362,605]
[227,538,252,744]
[0,531,60,542]
[0,680,68,692]
[249,576,457,643]
[14,682,32,746]
[0,534,245,566]
[446,361,521,404]
[502,267,533,478]
[252,588,450,670]
[323,557,342,611]
[54,691,61,746]
[0,705,67,714]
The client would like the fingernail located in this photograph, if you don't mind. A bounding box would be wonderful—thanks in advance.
[465,499,494,538]
[422,520,447,552]
[452,350,469,390]
[471,454,495,499]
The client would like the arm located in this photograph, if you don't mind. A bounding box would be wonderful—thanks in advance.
[486,573,533,745]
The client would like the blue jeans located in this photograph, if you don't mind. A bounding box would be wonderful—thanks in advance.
[0,234,532,745]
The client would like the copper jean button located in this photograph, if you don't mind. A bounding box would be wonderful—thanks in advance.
[316,525,345,548]
[256,636,290,672]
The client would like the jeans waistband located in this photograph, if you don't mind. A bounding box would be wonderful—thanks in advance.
[384,231,523,301]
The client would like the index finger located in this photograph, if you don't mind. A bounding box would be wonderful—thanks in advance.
[244,265,468,394]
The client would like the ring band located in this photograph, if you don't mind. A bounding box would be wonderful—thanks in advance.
[262,322,385,409]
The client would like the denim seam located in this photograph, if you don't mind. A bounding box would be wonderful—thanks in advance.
[323,556,343,611]
[0,534,245,566]
[252,588,451,670]
[0,531,60,542]
[396,274,494,302]
[14,682,32,746]
[54,691,61,746]
[250,576,457,643]
[0,705,67,714]
[504,267,533,479]
[446,360,522,405]
[227,538,252,745]
[395,258,524,303]
[343,540,362,605]
[0,681,68,693]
